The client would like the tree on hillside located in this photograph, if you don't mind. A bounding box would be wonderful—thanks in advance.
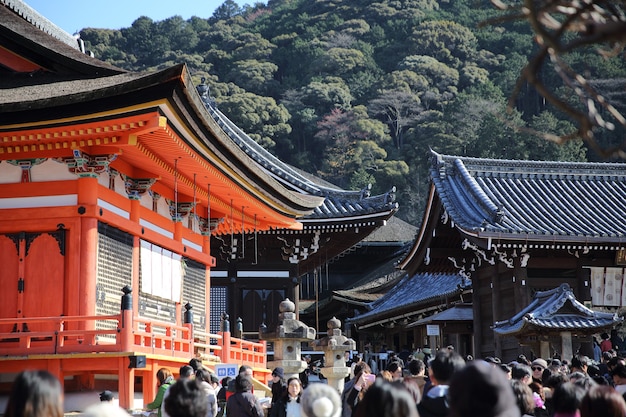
[368,90,423,149]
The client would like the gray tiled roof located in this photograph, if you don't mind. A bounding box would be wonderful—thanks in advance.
[430,151,626,243]
[203,96,399,221]
[493,283,621,335]
[408,304,473,327]
[349,272,469,324]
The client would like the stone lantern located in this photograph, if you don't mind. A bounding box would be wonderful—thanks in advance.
[259,298,316,380]
[313,316,356,393]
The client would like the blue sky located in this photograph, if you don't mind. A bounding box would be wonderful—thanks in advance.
[26,0,226,34]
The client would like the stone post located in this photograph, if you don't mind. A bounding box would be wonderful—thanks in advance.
[259,299,316,380]
[313,317,356,394]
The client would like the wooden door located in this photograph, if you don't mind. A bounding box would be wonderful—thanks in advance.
[0,231,65,332]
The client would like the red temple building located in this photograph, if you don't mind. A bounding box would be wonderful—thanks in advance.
[0,0,326,409]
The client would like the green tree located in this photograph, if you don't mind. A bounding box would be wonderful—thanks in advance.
[368,90,423,149]
[217,92,292,152]
[409,20,478,69]
[227,59,279,95]
[213,0,242,20]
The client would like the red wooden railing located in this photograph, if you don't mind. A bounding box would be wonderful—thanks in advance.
[0,314,267,368]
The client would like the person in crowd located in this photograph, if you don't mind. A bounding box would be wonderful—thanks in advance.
[349,354,363,380]
[189,358,204,372]
[300,382,342,417]
[385,361,403,381]
[552,382,586,417]
[216,376,231,417]
[529,381,549,417]
[4,370,64,417]
[448,360,521,417]
[417,349,465,417]
[612,330,624,355]
[484,356,502,367]
[610,364,626,396]
[579,384,626,417]
[269,377,303,417]
[593,336,602,363]
[602,333,614,353]
[164,378,208,417]
[195,369,218,417]
[531,358,548,383]
[351,379,418,417]
[270,367,287,407]
[99,390,113,402]
[227,365,254,400]
[511,380,536,417]
[344,362,376,416]
[405,358,428,396]
[299,355,311,388]
[374,370,391,381]
[341,362,370,417]
[162,364,196,417]
[511,363,533,384]
[147,368,174,417]
[499,363,512,380]
[543,372,570,416]
[570,355,590,375]
[599,351,613,378]
[226,375,263,417]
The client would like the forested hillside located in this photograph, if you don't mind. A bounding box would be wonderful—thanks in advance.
[79,0,626,224]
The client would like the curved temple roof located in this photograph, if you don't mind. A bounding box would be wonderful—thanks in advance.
[429,151,626,243]
[198,89,399,222]
[493,283,622,335]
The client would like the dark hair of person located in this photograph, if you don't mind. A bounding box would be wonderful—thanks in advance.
[157,368,173,385]
[189,358,203,371]
[552,382,585,414]
[353,362,372,380]
[234,374,253,392]
[283,377,302,402]
[386,361,402,374]
[195,369,211,383]
[541,368,554,384]
[429,350,465,384]
[179,365,194,379]
[221,376,232,388]
[580,384,626,417]
[544,372,569,389]
[408,359,425,375]
[511,363,532,381]
[499,364,512,374]
[164,379,208,417]
[352,379,418,417]
[529,381,545,403]
[571,355,589,369]
[4,370,64,417]
[511,380,535,416]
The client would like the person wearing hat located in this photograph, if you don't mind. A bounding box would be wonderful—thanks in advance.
[99,390,113,402]
[531,358,548,383]
[448,360,522,417]
[300,382,341,417]
[271,367,287,407]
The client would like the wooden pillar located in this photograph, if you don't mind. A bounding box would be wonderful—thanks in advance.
[540,341,550,359]
[118,357,135,410]
[77,177,98,326]
[491,266,502,358]
[472,285,482,358]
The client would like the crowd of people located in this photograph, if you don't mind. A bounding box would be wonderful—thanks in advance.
[6,346,626,417]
